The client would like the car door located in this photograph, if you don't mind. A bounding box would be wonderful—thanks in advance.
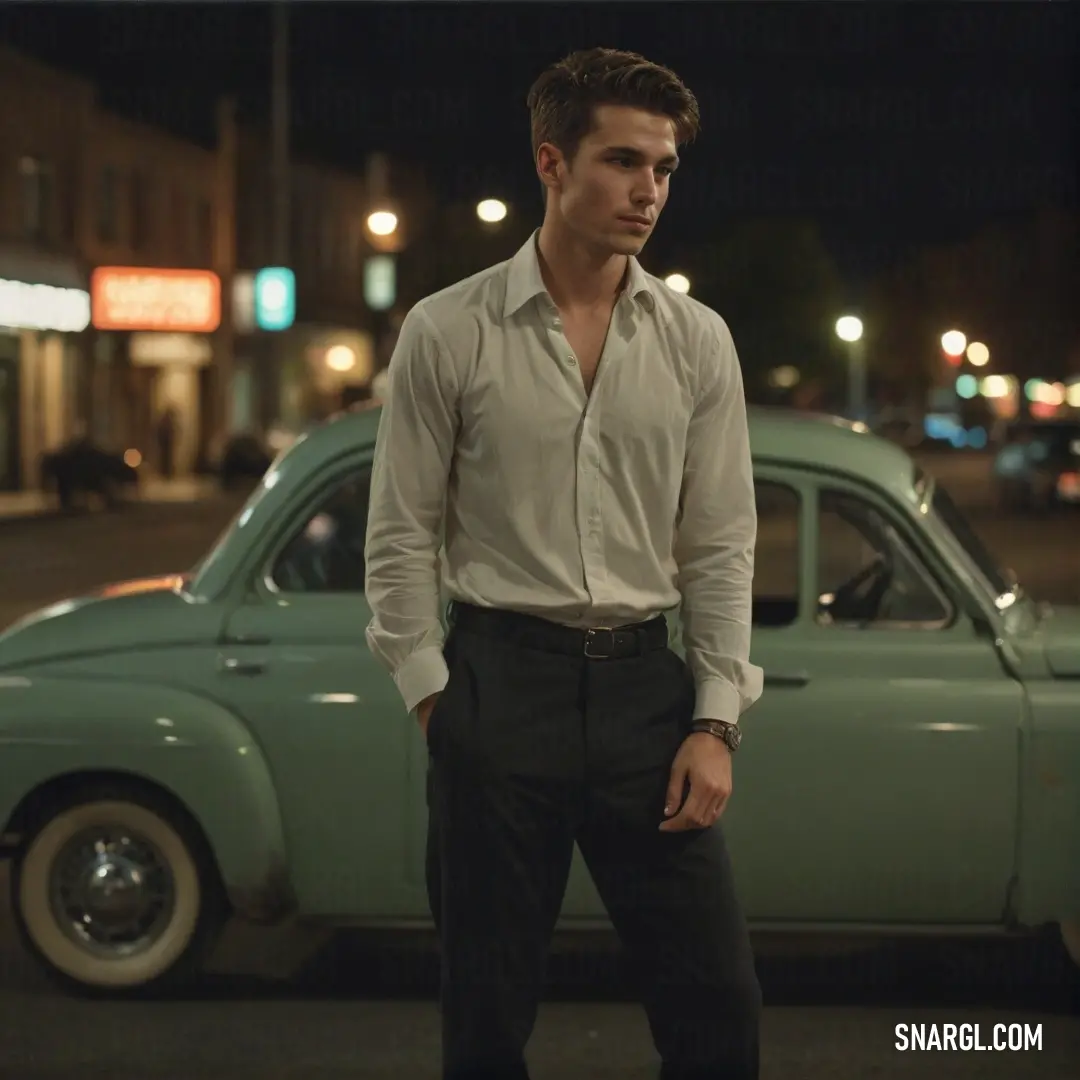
[206,460,431,920]
[557,468,809,922]
[721,466,1023,924]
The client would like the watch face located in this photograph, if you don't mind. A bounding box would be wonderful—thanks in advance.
[726,725,742,750]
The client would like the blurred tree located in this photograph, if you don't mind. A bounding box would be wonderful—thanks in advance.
[680,219,849,404]
[865,208,1080,407]
[863,249,952,408]
[398,200,537,306]
[978,208,1080,383]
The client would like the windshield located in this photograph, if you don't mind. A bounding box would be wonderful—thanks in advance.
[186,499,252,577]
[187,452,290,583]
[926,481,1014,599]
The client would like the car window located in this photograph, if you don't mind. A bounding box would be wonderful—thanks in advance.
[270,468,372,593]
[753,479,799,628]
[817,489,951,628]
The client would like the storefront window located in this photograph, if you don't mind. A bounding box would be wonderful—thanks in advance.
[131,170,151,251]
[98,165,119,244]
[196,199,214,264]
[19,156,53,243]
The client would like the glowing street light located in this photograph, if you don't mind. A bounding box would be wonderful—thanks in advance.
[476,198,507,223]
[366,210,398,237]
[325,345,357,372]
[941,329,967,357]
[835,315,866,422]
[769,365,801,389]
[956,374,979,399]
[966,341,990,367]
[664,273,690,294]
[835,315,863,343]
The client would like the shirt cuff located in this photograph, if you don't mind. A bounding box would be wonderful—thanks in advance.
[393,646,450,716]
[693,678,744,726]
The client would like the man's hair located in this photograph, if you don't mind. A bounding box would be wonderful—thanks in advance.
[526,47,700,164]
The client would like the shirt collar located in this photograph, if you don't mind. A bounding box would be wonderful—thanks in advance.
[502,229,656,320]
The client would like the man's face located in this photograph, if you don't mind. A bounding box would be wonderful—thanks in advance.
[539,104,680,256]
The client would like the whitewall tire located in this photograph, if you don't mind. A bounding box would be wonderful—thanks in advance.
[13,790,225,995]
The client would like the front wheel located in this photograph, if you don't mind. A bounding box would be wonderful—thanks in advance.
[11,788,227,996]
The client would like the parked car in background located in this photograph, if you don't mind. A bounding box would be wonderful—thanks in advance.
[872,406,926,449]
[1,407,1079,999]
[39,437,139,512]
[993,418,1080,511]
[218,433,273,490]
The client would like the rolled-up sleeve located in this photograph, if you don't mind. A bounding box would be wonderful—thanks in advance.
[364,304,459,715]
[673,315,764,725]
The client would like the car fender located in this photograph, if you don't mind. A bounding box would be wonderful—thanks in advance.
[0,674,294,924]
[1013,684,1080,928]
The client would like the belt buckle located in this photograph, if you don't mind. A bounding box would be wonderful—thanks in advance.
[584,626,616,659]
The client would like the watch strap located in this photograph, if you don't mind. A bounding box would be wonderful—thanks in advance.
[691,719,741,751]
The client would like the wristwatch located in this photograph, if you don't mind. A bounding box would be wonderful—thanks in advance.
[691,719,742,753]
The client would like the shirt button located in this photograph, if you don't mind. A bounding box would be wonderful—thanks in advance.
[567,355,577,366]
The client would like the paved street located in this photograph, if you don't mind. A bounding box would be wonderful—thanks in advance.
[0,921,1077,1078]
[0,494,248,630]
[0,455,1077,1077]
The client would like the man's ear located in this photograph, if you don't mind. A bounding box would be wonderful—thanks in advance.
[536,142,563,195]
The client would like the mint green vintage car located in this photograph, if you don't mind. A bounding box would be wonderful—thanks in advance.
[1,405,1078,997]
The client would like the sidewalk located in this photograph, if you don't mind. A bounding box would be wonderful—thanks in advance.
[0,477,223,522]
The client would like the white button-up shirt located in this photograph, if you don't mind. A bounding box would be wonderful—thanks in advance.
[364,231,763,725]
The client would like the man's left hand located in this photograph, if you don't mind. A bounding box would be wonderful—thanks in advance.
[659,730,732,832]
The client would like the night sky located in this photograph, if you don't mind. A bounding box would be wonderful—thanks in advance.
[2,1,1078,285]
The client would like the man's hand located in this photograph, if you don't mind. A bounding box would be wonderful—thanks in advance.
[415,693,441,739]
[659,731,733,831]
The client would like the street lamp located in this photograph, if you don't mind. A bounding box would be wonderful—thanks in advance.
[664,273,690,294]
[476,198,507,224]
[835,315,866,422]
[835,315,863,343]
[941,329,966,357]
[367,210,398,237]
[325,344,356,373]
[966,341,990,367]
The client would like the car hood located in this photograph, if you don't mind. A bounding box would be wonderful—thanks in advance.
[0,574,205,668]
[1040,605,1080,678]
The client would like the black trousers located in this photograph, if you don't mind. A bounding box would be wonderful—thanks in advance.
[424,603,761,1080]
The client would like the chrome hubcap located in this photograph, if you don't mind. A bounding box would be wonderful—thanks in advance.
[49,826,176,957]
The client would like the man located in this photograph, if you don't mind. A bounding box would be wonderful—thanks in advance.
[365,47,764,1080]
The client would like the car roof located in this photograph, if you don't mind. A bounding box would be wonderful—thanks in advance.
[290,400,919,504]
[745,406,918,499]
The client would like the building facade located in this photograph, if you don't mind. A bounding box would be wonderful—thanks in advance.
[80,101,236,477]
[233,133,398,438]
[1,44,435,486]
[0,47,94,491]
[0,45,237,487]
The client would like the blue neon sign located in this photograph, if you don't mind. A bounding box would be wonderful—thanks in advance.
[254,267,295,331]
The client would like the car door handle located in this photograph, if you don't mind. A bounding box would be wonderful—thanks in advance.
[218,655,266,676]
[765,670,810,688]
